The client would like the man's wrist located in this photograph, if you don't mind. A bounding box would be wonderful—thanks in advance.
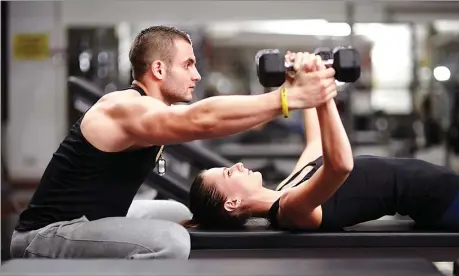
[280,87,290,118]
[283,86,300,111]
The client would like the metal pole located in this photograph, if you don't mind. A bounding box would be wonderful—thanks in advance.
[409,22,419,114]
[345,1,356,145]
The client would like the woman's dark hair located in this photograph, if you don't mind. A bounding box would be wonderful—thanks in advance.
[181,171,249,230]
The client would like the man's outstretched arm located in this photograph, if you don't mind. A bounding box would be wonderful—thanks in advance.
[111,89,286,145]
[109,53,336,146]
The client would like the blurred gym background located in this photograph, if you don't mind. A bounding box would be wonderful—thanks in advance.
[1,0,459,262]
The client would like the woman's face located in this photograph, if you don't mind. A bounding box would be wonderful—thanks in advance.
[202,162,263,203]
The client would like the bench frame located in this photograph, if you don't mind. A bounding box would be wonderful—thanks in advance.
[191,247,459,262]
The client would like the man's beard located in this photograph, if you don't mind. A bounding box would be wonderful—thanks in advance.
[162,84,191,104]
[161,69,193,104]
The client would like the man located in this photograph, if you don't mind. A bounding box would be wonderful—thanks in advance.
[10,26,338,259]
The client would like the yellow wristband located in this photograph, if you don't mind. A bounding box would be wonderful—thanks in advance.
[280,87,289,118]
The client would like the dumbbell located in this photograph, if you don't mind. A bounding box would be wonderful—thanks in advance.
[255,46,361,88]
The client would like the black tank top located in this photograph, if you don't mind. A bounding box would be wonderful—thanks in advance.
[268,155,459,230]
[15,85,163,232]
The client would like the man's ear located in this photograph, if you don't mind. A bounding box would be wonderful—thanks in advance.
[224,198,242,213]
[150,60,167,80]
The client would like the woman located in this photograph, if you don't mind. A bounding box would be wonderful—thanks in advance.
[182,53,459,231]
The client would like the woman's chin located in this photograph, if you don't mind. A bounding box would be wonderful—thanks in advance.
[253,171,263,182]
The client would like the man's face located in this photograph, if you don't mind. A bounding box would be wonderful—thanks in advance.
[161,39,201,104]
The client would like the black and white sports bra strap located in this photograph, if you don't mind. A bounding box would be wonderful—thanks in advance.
[275,160,318,191]
[130,84,147,96]
[267,197,281,229]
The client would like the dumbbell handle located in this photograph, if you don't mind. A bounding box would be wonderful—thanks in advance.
[285,59,334,72]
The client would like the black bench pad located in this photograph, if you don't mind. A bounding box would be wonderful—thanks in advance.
[189,219,459,250]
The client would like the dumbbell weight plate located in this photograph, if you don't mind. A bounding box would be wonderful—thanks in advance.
[255,49,285,88]
[333,47,361,83]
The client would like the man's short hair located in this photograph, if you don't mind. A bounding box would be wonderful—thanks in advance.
[129,26,192,80]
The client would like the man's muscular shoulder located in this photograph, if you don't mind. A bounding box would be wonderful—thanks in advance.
[80,89,150,152]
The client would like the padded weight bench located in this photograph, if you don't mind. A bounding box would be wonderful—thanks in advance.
[189,218,459,262]
[454,258,459,275]
[0,258,445,276]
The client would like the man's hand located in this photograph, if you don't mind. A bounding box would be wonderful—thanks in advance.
[282,52,338,110]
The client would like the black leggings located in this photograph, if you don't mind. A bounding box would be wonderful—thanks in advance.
[442,190,459,229]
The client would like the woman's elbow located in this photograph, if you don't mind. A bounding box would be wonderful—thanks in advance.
[330,157,354,174]
[341,157,354,173]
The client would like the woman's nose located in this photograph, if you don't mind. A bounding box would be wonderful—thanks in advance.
[235,163,244,171]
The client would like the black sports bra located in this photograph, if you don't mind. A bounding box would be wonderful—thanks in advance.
[267,157,322,229]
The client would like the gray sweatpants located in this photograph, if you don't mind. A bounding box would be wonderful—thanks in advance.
[9,200,193,259]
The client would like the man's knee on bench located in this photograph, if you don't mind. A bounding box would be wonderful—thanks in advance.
[127,200,192,224]
[140,221,191,260]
